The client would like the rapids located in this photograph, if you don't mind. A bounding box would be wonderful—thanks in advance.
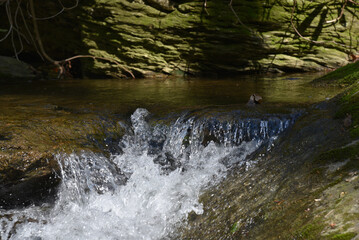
[1,108,297,240]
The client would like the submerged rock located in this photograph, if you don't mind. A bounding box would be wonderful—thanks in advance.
[247,94,262,106]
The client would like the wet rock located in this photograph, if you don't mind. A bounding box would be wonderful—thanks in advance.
[77,0,357,77]
[144,0,175,12]
[0,151,60,209]
[247,94,262,106]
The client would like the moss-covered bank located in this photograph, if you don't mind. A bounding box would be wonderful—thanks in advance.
[1,0,358,78]
[78,0,359,77]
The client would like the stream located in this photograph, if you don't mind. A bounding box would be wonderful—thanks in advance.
[0,74,342,239]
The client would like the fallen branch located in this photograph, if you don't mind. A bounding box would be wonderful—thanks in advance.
[29,0,59,65]
[202,0,209,15]
[0,1,13,43]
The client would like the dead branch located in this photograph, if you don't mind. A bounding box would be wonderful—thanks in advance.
[0,1,12,42]
[18,0,44,60]
[291,0,324,44]
[202,0,209,15]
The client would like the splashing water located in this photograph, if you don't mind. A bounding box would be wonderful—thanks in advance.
[1,108,296,240]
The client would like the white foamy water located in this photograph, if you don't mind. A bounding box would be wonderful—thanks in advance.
[1,108,294,240]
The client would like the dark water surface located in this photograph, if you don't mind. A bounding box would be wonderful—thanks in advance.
[0,73,340,117]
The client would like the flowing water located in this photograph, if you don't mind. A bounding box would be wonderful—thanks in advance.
[0,74,341,239]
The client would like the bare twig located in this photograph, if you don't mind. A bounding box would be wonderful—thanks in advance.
[348,0,359,5]
[202,0,209,15]
[326,0,347,24]
[26,0,79,20]
[1,0,134,79]
[0,1,13,42]
[18,0,44,60]
[290,0,354,49]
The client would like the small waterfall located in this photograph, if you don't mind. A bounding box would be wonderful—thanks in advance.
[1,108,298,240]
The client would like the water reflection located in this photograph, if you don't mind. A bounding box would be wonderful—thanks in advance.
[0,73,341,117]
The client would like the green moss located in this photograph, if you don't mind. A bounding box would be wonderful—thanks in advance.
[315,61,359,137]
[316,144,359,164]
[293,222,325,240]
[336,84,359,138]
[312,177,343,198]
[315,61,359,86]
[230,221,240,234]
[328,232,357,240]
